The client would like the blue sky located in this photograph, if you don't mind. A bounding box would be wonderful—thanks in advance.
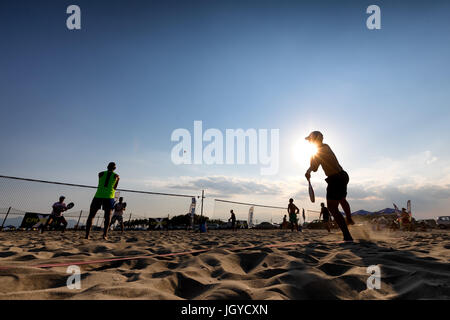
[1,0,450,220]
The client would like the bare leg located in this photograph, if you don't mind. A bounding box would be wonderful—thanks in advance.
[103,209,112,239]
[40,217,54,234]
[60,217,68,233]
[339,198,355,225]
[110,216,116,231]
[328,199,353,241]
[85,209,97,239]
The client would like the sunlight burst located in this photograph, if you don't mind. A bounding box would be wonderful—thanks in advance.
[292,139,318,166]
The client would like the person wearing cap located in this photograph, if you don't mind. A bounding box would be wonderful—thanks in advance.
[85,162,120,240]
[304,131,354,242]
[40,196,68,233]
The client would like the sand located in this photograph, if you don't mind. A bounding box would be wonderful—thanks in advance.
[0,226,449,300]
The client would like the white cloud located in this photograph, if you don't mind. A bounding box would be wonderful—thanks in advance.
[351,150,449,187]
[129,150,449,219]
[158,176,286,198]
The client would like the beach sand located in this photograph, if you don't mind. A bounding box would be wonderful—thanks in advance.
[0,227,449,299]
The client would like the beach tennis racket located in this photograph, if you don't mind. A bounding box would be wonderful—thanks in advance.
[308,180,315,203]
[66,202,75,210]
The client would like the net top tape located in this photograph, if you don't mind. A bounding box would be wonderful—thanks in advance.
[214,198,286,210]
[0,175,198,198]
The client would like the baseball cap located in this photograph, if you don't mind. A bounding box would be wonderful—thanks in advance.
[305,131,323,142]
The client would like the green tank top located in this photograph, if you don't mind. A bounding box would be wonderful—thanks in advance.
[94,171,117,199]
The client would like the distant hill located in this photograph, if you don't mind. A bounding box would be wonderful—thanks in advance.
[352,209,373,215]
[375,208,397,214]
[352,208,397,215]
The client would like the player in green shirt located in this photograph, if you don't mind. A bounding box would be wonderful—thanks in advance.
[85,162,120,240]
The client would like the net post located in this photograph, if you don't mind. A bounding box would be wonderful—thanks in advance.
[76,210,83,230]
[1,207,12,231]
[128,213,132,230]
[200,190,204,218]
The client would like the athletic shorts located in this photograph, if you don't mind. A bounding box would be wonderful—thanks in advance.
[322,214,330,222]
[49,215,67,224]
[90,198,115,212]
[325,170,349,201]
[289,214,297,223]
[111,214,123,224]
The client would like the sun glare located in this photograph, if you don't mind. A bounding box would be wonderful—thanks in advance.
[292,139,318,166]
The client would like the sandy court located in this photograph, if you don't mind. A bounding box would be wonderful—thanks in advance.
[0,227,449,300]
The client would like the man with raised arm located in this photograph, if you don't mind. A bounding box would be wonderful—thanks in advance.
[85,162,120,240]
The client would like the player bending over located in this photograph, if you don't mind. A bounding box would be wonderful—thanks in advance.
[40,196,69,233]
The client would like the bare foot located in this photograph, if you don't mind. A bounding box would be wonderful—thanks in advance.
[346,218,355,225]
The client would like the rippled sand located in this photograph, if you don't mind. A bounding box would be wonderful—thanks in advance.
[0,227,449,299]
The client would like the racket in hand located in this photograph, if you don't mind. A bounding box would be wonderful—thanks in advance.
[308,180,315,203]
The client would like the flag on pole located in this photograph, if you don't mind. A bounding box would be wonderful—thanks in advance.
[189,197,196,228]
[248,206,254,228]
[393,203,401,216]
[407,200,412,220]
